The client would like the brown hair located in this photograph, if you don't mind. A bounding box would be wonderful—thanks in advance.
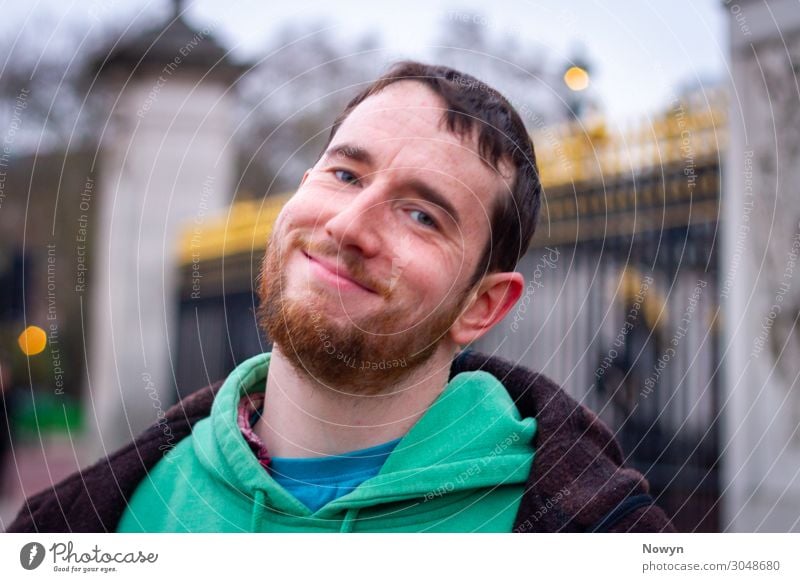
[319,60,542,289]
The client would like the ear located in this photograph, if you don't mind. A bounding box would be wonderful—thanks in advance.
[448,272,525,346]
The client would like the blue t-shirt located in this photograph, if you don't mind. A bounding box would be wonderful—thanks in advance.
[267,438,401,512]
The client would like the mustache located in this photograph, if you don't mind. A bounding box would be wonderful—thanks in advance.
[287,232,392,299]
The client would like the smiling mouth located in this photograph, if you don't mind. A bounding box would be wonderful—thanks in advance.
[302,251,377,294]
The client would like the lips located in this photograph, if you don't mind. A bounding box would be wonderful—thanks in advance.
[302,251,376,294]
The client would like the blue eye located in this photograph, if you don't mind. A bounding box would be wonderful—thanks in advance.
[409,209,437,229]
[333,169,359,185]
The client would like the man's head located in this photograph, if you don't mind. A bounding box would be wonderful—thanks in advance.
[257,60,542,395]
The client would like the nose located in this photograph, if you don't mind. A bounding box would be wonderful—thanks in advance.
[323,185,385,259]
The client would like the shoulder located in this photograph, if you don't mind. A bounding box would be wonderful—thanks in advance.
[449,349,580,425]
[450,349,675,533]
[5,380,224,533]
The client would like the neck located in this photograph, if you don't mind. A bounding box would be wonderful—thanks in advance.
[253,343,457,458]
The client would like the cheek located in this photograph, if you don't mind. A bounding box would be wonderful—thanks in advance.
[272,201,297,235]
[404,260,460,305]
[273,201,316,242]
[282,192,336,232]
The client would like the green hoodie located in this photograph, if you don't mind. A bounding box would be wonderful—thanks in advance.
[117,352,537,532]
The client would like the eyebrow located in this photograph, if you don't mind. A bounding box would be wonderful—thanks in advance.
[322,143,375,166]
[404,178,461,227]
[321,142,462,226]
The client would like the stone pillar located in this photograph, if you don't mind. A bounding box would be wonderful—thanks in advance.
[723,0,800,532]
[85,19,239,455]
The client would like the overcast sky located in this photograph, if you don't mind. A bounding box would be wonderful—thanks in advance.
[3,0,728,124]
[198,0,728,124]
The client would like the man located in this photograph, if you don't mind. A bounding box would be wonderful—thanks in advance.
[8,61,674,533]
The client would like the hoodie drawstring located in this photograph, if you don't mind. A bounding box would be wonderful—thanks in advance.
[340,508,359,533]
[251,489,267,532]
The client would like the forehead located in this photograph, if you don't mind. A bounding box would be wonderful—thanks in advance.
[329,80,513,218]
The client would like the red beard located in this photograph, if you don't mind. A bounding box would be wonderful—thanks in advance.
[256,229,471,396]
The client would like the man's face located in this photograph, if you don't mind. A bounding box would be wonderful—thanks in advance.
[258,80,513,395]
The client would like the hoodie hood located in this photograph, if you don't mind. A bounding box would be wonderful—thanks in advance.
[192,352,537,532]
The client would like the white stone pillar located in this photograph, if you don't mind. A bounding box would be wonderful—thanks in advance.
[723,0,800,532]
[85,70,235,456]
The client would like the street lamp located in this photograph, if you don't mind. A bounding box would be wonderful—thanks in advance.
[564,65,590,92]
[563,57,592,119]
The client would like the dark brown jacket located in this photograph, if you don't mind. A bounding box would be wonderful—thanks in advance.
[7,350,676,533]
